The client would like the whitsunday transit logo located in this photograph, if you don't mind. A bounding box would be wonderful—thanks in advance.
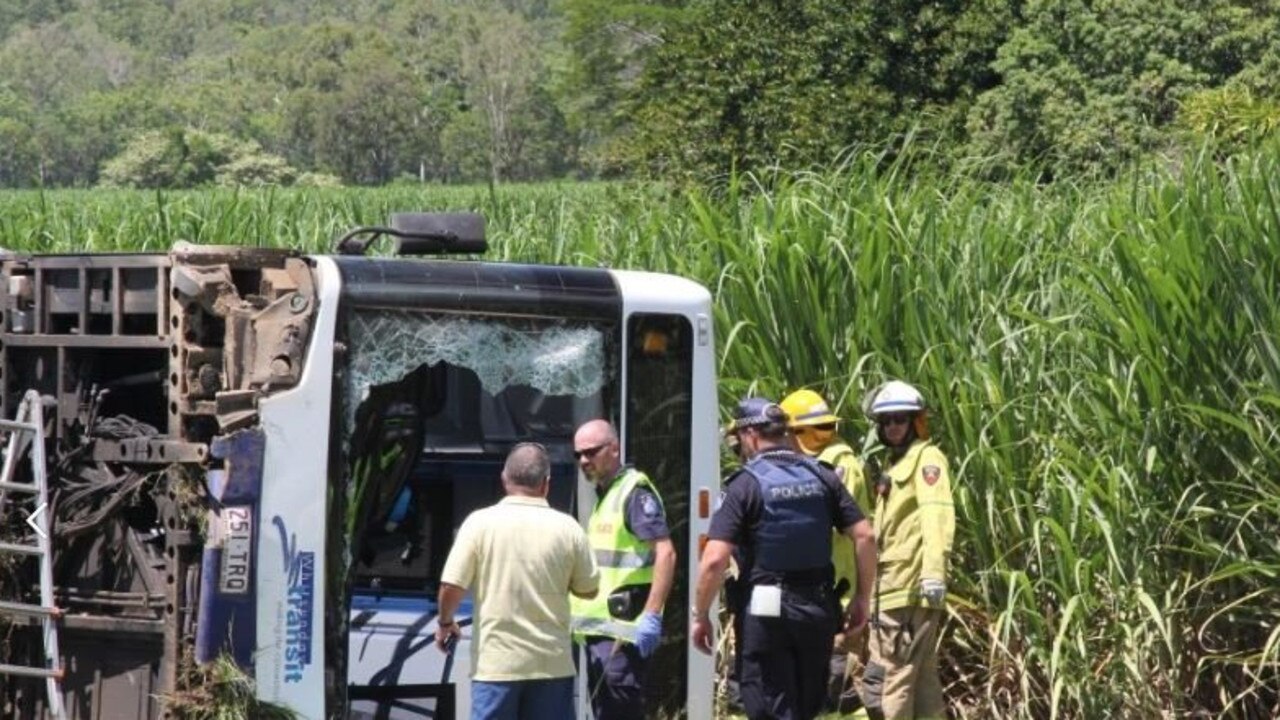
[273,515,315,683]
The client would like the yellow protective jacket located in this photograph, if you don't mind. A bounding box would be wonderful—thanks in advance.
[570,468,660,641]
[873,440,955,611]
[820,442,871,606]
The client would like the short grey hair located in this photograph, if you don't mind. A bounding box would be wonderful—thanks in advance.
[504,442,550,489]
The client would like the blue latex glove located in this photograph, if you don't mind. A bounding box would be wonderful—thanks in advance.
[633,611,663,658]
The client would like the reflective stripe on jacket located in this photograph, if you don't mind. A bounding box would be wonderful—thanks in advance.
[821,442,870,605]
[873,440,955,611]
[571,468,660,642]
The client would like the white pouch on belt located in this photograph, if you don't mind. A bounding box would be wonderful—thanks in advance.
[748,585,782,617]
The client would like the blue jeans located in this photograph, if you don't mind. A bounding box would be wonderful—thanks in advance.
[471,676,574,720]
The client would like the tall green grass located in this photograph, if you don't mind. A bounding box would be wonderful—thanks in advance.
[3,147,1278,717]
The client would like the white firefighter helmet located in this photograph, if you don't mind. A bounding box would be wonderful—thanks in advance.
[863,380,926,418]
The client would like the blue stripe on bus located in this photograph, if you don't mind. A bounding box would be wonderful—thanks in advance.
[350,593,473,617]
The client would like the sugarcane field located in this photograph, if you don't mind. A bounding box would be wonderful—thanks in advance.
[2,2,1280,719]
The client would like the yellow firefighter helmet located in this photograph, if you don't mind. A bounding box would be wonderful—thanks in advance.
[780,389,840,428]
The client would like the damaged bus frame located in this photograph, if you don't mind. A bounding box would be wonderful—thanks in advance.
[0,213,718,719]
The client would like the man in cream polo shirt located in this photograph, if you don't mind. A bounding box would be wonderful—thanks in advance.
[435,442,600,719]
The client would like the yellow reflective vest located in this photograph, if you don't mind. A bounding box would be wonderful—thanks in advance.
[820,442,871,607]
[570,468,661,642]
[873,440,954,611]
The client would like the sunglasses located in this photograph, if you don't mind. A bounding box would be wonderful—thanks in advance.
[879,414,912,426]
[573,443,608,460]
[799,423,837,432]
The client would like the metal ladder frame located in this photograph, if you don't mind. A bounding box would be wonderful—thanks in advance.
[0,389,66,719]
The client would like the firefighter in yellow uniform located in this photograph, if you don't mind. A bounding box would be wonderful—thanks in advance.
[781,389,872,718]
[860,381,954,720]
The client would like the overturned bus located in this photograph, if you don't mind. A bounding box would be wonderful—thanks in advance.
[0,213,718,719]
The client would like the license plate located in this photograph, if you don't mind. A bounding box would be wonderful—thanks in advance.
[220,505,253,595]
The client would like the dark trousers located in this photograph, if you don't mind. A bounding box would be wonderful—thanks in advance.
[738,586,838,720]
[584,636,648,720]
[827,646,866,713]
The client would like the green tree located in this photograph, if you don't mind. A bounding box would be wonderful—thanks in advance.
[0,0,75,39]
[965,0,1280,178]
[455,4,543,184]
[386,0,466,181]
[0,21,101,184]
[0,16,155,185]
[0,84,38,186]
[0,0,592,187]
[312,40,429,184]
[55,88,157,185]
[622,0,1010,180]
[99,127,298,188]
[558,0,686,175]
[232,24,338,167]
[216,153,298,187]
[440,109,491,182]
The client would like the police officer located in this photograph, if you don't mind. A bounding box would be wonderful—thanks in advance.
[859,381,954,720]
[692,398,876,720]
[719,415,752,714]
[570,419,676,720]
[781,388,873,716]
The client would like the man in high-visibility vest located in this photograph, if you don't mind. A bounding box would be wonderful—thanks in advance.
[781,388,872,717]
[860,380,955,720]
[571,419,677,720]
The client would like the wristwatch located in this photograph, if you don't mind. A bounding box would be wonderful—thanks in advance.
[690,609,709,622]
[438,618,457,627]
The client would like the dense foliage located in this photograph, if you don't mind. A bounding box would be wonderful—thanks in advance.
[621,0,1008,179]
[2,0,1279,187]
[0,0,573,187]
[2,142,1279,716]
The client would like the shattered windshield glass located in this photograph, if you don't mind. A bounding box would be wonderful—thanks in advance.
[344,309,611,433]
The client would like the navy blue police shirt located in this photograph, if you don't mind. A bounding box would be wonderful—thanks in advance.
[603,468,670,541]
[625,486,670,540]
[709,447,863,586]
